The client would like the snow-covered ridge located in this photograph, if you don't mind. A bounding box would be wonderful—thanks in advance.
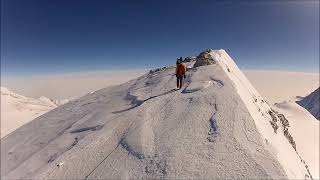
[297,87,320,120]
[0,49,313,179]
[38,96,69,107]
[274,100,319,179]
[1,87,67,107]
[205,49,313,179]
[1,87,68,138]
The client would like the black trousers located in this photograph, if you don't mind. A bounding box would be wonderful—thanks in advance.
[176,76,183,89]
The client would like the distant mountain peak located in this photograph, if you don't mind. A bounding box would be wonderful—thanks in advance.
[1,87,10,93]
[297,87,320,120]
[1,86,68,138]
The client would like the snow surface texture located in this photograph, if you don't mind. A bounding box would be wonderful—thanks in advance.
[1,50,311,179]
[0,87,68,138]
[297,87,320,120]
[274,101,319,179]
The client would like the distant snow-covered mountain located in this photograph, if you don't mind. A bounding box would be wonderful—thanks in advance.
[297,87,320,120]
[1,87,68,138]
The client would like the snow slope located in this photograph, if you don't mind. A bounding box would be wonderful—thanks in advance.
[297,87,320,120]
[1,87,67,138]
[1,50,312,179]
[274,101,319,179]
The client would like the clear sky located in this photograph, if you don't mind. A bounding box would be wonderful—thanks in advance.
[1,0,319,76]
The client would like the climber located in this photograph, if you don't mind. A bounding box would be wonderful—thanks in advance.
[175,58,186,89]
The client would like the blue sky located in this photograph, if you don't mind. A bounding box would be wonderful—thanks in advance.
[1,0,319,76]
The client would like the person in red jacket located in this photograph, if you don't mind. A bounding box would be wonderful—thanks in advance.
[175,58,186,89]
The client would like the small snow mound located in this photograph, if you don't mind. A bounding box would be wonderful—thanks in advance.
[1,87,10,94]
[182,81,213,93]
[1,87,9,91]
[1,87,26,99]
[57,99,69,105]
[183,78,223,94]
[39,96,68,106]
[39,96,57,106]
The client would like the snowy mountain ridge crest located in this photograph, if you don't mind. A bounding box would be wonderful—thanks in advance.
[1,87,67,107]
[297,87,320,120]
[0,49,313,179]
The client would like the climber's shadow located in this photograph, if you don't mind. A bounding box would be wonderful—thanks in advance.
[112,89,177,114]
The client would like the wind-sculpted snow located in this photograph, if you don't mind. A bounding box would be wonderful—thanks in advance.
[182,78,223,94]
[1,50,311,179]
[70,125,104,133]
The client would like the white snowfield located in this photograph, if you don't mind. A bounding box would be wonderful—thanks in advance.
[274,101,319,179]
[0,50,312,179]
[0,87,68,138]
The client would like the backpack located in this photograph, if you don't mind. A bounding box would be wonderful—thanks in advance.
[176,63,186,76]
